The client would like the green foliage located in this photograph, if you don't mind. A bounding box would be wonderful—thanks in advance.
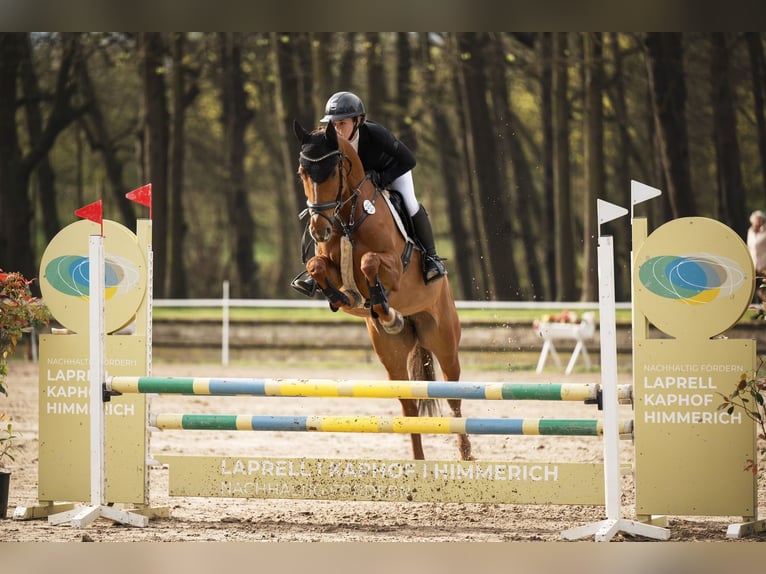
[0,270,52,466]
[718,356,766,476]
[0,412,18,464]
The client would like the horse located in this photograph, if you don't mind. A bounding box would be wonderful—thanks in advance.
[292,119,473,461]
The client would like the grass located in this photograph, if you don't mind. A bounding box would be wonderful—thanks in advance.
[152,300,766,327]
[152,305,635,324]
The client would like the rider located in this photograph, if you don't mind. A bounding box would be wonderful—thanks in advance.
[291,91,447,297]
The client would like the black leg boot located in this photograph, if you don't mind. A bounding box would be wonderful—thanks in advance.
[411,205,446,283]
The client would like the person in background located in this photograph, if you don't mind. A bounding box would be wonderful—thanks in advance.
[747,209,766,311]
[291,91,446,297]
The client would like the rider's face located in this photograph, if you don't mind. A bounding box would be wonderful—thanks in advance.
[332,118,357,140]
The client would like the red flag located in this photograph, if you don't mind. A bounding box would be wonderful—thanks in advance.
[126,184,152,219]
[75,199,103,235]
[75,199,103,223]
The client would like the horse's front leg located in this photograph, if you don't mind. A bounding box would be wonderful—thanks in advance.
[306,256,360,311]
[361,252,404,334]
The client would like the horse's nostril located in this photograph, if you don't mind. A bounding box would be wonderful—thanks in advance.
[311,224,332,244]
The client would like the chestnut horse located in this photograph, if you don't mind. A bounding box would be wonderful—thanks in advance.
[293,120,473,461]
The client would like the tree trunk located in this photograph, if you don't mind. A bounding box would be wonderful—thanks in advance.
[77,48,135,226]
[18,35,60,242]
[419,33,478,300]
[168,32,195,298]
[606,33,634,301]
[220,33,257,298]
[293,33,315,123]
[273,33,314,217]
[710,33,748,238]
[0,34,31,278]
[0,33,84,281]
[456,32,519,300]
[644,33,696,218]
[271,32,310,293]
[488,33,544,299]
[337,33,357,89]
[540,32,556,301]
[312,32,334,114]
[552,33,577,301]
[140,33,170,297]
[365,33,388,125]
[450,34,489,298]
[581,32,603,302]
[395,33,417,152]
[746,32,766,205]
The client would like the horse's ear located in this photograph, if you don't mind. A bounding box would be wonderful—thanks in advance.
[293,120,310,144]
[325,120,338,147]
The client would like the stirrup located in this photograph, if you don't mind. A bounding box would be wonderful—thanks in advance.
[290,271,317,297]
[424,255,446,283]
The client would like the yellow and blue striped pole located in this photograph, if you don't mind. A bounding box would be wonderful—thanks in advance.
[110,376,632,403]
[151,414,634,437]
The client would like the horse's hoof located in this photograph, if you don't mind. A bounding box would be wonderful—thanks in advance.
[379,309,404,334]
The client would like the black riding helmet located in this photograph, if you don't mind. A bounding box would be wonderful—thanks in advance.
[321,91,366,123]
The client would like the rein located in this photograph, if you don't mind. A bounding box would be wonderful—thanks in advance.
[301,149,380,239]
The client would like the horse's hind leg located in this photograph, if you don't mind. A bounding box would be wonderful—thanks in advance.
[411,297,474,461]
[400,398,425,460]
[365,318,425,459]
[439,343,474,459]
[447,399,474,461]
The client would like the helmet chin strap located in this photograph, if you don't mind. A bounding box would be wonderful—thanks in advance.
[349,116,361,141]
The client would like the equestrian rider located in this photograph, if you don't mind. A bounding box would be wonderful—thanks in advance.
[291,91,447,297]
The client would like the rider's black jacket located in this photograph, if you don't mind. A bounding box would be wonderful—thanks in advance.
[355,121,416,189]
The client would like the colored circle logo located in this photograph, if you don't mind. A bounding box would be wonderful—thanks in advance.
[633,217,753,339]
[39,220,147,334]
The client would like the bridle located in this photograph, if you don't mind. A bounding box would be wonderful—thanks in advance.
[299,148,379,238]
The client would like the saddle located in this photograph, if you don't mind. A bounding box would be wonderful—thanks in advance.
[381,189,416,269]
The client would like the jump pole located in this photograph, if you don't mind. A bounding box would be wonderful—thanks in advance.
[149,413,634,436]
[561,199,669,541]
[108,377,632,404]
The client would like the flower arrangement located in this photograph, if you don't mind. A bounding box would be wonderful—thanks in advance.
[1,270,51,467]
[532,310,580,331]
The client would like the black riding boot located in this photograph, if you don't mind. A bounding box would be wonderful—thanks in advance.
[411,205,446,283]
[290,270,318,297]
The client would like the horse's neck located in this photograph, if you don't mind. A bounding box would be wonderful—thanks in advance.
[338,165,369,219]
[337,145,399,245]
[343,191,402,252]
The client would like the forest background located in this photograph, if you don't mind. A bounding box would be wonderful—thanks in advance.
[2,32,765,303]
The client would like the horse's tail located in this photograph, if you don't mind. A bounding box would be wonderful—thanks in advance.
[407,345,442,417]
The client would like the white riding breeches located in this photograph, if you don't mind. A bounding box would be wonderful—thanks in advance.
[389,171,419,216]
